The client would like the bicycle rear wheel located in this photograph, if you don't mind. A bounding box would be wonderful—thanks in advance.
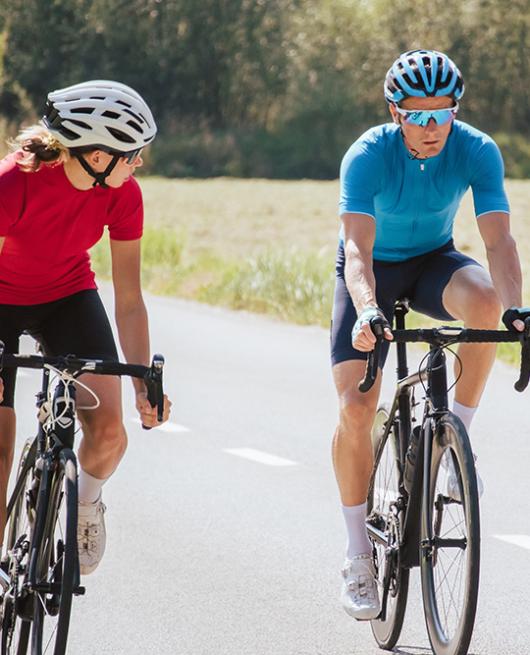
[30,449,78,655]
[1,438,37,655]
[367,404,409,650]
[420,412,480,655]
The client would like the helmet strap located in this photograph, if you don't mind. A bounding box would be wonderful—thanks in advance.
[74,153,121,188]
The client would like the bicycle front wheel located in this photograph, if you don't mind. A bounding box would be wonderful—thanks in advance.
[420,412,480,655]
[1,438,37,655]
[367,404,409,650]
[31,449,78,655]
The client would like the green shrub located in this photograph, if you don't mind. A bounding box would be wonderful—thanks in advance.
[494,133,530,179]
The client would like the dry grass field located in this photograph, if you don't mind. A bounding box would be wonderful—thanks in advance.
[136,176,529,276]
[91,176,529,362]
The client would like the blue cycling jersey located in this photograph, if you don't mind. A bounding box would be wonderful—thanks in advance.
[339,121,509,261]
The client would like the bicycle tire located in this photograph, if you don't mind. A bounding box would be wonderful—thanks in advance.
[367,404,410,650]
[30,449,78,655]
[1,439,37,655]
[420,412,480,655]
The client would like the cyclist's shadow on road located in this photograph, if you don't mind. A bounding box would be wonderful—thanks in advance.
[393,647,478,655]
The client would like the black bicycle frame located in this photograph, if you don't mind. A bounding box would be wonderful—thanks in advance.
[367,302,453,569]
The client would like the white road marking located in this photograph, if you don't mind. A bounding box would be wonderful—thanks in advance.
[224,448,297,467]
[131,418,191,433]
[494,534,530,550]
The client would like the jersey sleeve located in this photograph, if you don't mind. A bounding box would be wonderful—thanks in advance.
[339,137,381,218]
[470,139,510,217]
[107,177,144,240]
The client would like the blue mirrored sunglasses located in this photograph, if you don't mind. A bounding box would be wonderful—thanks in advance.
[394,103,459,127]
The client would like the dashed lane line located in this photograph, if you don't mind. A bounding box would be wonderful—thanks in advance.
[130,418,191,433]
[493,534,530,550]
[224,448,298,467]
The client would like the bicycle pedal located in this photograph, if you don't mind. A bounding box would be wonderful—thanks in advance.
[74,585,86,596]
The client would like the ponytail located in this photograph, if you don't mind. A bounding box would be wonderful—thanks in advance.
[10,124,69,172]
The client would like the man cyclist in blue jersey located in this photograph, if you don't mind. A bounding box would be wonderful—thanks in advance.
[331,49,525,620]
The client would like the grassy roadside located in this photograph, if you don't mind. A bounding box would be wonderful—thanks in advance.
[91,177,530,365]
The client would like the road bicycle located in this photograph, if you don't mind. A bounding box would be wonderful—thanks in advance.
[360,301,530,655]
[0,345,165,655]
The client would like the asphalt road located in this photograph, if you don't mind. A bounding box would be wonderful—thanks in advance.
[10,290,530,654]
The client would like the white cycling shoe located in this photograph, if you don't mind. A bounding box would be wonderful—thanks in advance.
[341,554,381,621]
[77,495,107,575]
[444,455,484,503]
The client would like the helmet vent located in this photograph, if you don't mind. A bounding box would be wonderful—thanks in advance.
[106,126,136,144]
[71,107,95,115]
[124,108,145,123]
[102,110,120,119]
[58,126,81,140]
[127,120,143,134]
[69,119,93,130]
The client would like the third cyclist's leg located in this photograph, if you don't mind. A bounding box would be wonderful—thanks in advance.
[332,359,382,620]
[76,375,126,575]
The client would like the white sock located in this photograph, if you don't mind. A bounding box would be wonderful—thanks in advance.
[342,502,372,559]
[452,400,477,434]
[78,468,107,504]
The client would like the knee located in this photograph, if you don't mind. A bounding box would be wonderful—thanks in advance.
[339,398,376,438]
[84,417,127,454]
[465,287,502,328]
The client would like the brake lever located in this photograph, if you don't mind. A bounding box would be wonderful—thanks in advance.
[142,354,165,430]
[514,317,530,393]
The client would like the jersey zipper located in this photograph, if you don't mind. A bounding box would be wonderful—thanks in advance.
[411,161,426,238]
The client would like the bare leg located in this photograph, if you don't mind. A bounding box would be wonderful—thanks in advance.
[0,408,16,544]
[332,359,382,506]
[442,265,502,407]
[76,374,127,480]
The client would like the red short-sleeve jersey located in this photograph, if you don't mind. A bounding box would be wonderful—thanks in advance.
[0,154,143,305]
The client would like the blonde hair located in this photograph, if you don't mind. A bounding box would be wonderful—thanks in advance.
[10,124,69,172]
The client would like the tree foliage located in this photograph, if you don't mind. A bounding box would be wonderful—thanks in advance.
[0,0,528,177]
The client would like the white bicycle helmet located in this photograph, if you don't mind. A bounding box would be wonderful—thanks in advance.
[42,80,157,187]
[43,80,157,150]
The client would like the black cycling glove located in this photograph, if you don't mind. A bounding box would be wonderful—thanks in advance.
[502,307,530,332]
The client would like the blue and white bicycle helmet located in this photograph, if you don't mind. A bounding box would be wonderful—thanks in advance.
[384,50,464,104]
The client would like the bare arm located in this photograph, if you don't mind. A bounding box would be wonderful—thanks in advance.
[342,213,392,350]
[342,213,377,312]
[477,212,523,310]
[110,238,171,425]
[0,237,5,254]
[110,238,150,391]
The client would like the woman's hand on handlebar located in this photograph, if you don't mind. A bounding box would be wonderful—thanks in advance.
[351,306,393,351]
[136,391,172,428]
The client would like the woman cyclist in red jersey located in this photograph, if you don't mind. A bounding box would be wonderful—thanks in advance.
[0,80,171,574]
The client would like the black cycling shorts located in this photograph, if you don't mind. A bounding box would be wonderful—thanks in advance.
[330,240,481,367]
[0,289,118,408]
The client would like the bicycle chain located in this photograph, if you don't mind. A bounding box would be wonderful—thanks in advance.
[5,553,19,650]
